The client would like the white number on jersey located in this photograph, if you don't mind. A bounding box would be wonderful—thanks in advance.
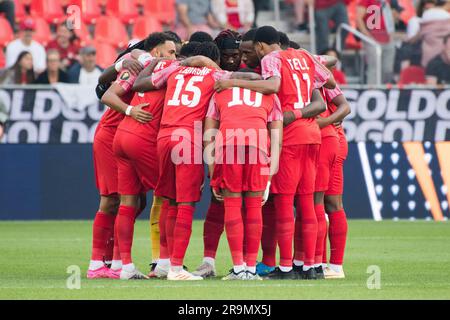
[228,87,263,108]
[167,74,204,107]
[292,73,311,109]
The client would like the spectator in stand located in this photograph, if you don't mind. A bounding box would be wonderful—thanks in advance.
[292,0,310,33]
[5,18,46,74]
[211,0,254,33]
[252,0,270,27]
[0,0,15,32]
[189,31,214,42]
[406,0,436,40]
[321,48,347,85]
[46,22,81,70]
[418,0,450,67]
[311,0,349,54]
[68,46,103,85]
[34,50,70,84]
[426,34,450,85]
[357,0,400,84]
[0,51,35,84]
[175,0,221,40]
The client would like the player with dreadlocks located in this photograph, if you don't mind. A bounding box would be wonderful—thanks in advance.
[214,29,243,72]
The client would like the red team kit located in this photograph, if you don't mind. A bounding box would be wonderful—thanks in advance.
[87,26,350,281]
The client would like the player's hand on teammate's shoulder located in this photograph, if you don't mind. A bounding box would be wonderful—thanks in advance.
[130,103,153,123]
[122,58,144,76]
[214,79,234,92]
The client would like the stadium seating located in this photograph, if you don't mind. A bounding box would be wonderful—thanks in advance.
[398,66,427,85]
[143,0,176,25]
[30,0,66,24]
[32,16,53,47]
[0,16,14,48]
[106,0,139,24]
[398,0,416,24]
[94,15,129,49]
[74,21,93,46]
[14,0,27,23]
[132,16,163,40]
[345,0,362,50]
[66,0,102,24]
[94,41,117,69]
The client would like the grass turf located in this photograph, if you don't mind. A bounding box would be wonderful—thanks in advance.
[0,220,449,300]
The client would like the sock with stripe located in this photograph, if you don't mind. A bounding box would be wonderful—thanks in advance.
[273,194,295,269]
[171,204,195,266]
[224,197,244,267]
[244,196,263,268]
[203,201,225,259]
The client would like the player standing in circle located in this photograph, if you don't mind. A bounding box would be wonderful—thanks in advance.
[204,84,283,280]
[214,25,335,280]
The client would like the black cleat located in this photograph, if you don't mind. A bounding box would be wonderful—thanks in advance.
[292,264,304,279]
[149,262,157,272]
[301,267,317,280]
[315,266,325,279]
[264,267,297,280]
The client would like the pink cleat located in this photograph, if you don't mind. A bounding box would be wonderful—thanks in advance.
[87,266,109,279]
[106,268,122,279]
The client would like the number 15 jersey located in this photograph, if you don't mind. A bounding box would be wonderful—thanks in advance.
[261,48,330,145]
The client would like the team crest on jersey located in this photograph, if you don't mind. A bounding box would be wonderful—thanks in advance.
[120,71,130,80]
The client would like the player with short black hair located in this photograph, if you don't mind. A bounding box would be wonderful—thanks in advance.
[179,41,202,58]
[192,41,221,65]
[289,41,300,49]
[278,31,290,50]
[189,31,214,43]
[239,29,260,73]
[214,29,242,71]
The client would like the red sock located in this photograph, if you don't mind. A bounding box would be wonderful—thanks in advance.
[244,197,263,267]
[113,218,121,262]
[261,198,277,267]
[203,201,225,259]
[314,204,327,265]
[91,212,116,261]
[166,205,177,257]
[104,224,115,262]
[171,204,195,266]
[159,200,170,259]
[116,205,137,265]
[328,209,348,265]
[294,209,304,262]
[273,194,294,267]
[224,197,244,266]
[295,194,317,266]
[242,207,247,262]
[322,223,328,264]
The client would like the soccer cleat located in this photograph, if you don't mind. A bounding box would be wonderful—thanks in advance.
[324,267,345,279]
[120,268,149,280]
[301,267,317,280]
[149,263,170,279]
[106,268,121,279]
[86,265,109,279]
[292,264,304,279]
[222,269,247,280]
[246,271,263,281]
[264,267,297,280]
[167,269,203,281]
[256,261,275,276]
[315,266,325,279]
[192,261,216,278]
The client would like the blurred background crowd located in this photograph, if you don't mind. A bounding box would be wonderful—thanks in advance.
[0,0,448,86]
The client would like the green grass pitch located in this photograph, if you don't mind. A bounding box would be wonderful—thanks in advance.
[0,220,449,300]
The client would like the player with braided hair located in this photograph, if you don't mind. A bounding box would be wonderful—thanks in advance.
[214,29,243,72]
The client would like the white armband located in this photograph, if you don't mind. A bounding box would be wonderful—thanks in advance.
[125,105,133,116]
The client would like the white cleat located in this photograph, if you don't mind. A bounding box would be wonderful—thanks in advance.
[120,268,149,280]
[324,267,345,279]
[151,264,170,279]
[167,269,204,281]
[222,270,247,280]
[246,271,263,281]
[192,262,216,278]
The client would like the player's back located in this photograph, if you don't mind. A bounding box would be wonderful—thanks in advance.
[276,48,320,145]
[158,66,219,143]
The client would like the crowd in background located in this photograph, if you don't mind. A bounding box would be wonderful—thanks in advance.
[0,0,448,86]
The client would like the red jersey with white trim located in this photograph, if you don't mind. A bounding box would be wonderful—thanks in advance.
[323,84,345,137]
[153,65,232,146]
[117,59,176,142]
[206,88,283,154]
[319,87,339,138]
[98,53,154,129]
[261,48,330,145]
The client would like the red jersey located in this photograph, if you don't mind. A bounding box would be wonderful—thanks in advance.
[323,84,346,137]
[261,48,330,145]
[319,88,338,138]
[152,64,232,146]
[206,87,283,154]
[98,53,154,129]
[117,60,176,142]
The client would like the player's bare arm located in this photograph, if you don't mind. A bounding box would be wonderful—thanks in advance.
[318,55,338,69]
[132,58,166,92]
[283,89,326,127]
[180,56,221,69]
[268,120,283,181]
[98,59,144,85]
[214,76,280,94]
[101,83,152,124]
[316,94,351,129]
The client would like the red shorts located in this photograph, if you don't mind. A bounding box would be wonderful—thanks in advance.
[93,126,118,196]
[325,133,348,196]
[271,144,320,195]
[155,136,204,203]
[315,136,339,192]
[211,146,269,193]
[113,130,159,195]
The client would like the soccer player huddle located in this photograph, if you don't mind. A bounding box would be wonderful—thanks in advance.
[87,26,351,281]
